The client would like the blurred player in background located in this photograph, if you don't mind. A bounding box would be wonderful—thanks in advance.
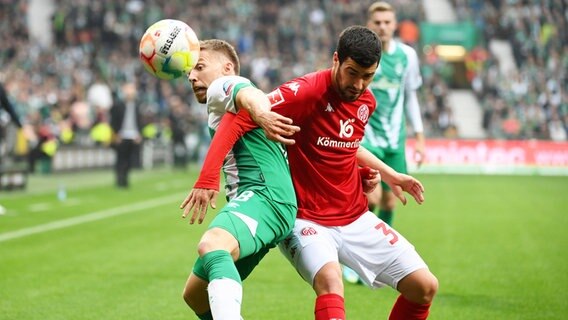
[196,26,438,320]
[179,39,300,320]
[0,79,23,212]
[363,1,426,226]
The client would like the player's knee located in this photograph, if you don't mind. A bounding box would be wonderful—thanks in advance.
[196,228,238,257]
[398,269,438,304]
[413,273,439,304]
[421,273,438,304]
[196,239,213,257]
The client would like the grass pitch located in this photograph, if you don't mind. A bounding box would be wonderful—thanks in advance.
[1,167,567,319]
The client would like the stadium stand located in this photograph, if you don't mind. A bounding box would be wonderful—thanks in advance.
[0,0,566,175]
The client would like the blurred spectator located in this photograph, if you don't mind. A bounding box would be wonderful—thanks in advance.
[0,0,564,153]
[110,82,142,188]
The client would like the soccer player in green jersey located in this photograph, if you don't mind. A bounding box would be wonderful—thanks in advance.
[179,39,300,320]
[363,1,426,226]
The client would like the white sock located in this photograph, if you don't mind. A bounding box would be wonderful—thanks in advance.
[208,278,243,320]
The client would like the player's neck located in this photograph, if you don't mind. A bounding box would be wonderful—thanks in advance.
[383,40,391,53]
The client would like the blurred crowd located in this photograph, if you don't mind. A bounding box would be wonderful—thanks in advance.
[0,0,566,171]
[453,0,567,141]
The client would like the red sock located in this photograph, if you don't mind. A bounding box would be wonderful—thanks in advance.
[315,293,345,320]
[389,295,431,320]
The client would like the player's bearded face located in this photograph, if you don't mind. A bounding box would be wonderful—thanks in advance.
[333,56,377,102]
[187,50,228,104]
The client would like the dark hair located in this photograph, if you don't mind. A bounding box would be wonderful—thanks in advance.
[200,39,240,74]
[336,26,382,68]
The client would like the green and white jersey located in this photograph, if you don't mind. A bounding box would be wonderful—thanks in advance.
[364,40,422,152]
[206,76,296,207]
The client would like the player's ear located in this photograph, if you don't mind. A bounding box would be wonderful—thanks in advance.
[223,61,234,74]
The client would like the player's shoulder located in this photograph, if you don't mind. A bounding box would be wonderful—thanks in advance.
[208,75,252,99]
[280,69,330,99]
[396,40,419,59]
[361,88,377,107]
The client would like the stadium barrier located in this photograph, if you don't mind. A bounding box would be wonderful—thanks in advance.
[406,139,568,176]
[52,141,172,172]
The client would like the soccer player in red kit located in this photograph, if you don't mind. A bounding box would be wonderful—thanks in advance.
[193,26,438,320]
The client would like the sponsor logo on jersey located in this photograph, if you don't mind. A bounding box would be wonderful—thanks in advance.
[316,137,361,149]
[357,104,369,123]
[267,88,285,107]
[325,103,334,112]
[287,82,300,96]
[315,118,361,149]
[300,227,317,236]
[339,119,355,138]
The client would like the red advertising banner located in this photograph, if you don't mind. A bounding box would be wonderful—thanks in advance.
[405,139,568,175]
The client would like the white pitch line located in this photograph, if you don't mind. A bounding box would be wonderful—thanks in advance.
[0,193,184,243]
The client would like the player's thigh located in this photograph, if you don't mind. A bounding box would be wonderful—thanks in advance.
[278,218,339,286]
[212,189,295,269]
[338,211,426,288]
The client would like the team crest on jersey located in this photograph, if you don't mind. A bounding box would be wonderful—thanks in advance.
[223,81,234,96]
[395,62,403,75]
[267,88,285,107]
[357,104,369,123]
[300,227,317,236]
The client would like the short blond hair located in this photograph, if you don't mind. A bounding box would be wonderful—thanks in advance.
[368,1,396,19]
[200,39,240,75]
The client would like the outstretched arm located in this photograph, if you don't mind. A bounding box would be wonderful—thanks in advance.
[356,146,424,205]
[406,89,425,167]
[180,111,256,224]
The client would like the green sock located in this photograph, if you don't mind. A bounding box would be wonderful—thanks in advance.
[196,310,213,320]
[378,210,394,226]
[202,250,241,284]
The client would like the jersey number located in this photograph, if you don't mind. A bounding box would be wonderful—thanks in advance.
[234,190,254,202]
[375,222,399,245]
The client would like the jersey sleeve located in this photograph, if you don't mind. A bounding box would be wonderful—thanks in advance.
[403,45,423,91]
[207,76,255,115]
[194,110,257,190]
[268,76,317,124]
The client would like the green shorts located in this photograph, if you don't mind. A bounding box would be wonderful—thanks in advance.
[363,144,407,192]
[199,188,297,280]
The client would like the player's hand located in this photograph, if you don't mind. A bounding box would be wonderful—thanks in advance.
[414,140,426,168]
[414,149,425,168]
[180,188,219,224]
[384,173,424,205]
[359,166,381,194]
[252,110,300,145]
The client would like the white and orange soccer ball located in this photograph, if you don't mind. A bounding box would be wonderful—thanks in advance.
[139,19,200,80]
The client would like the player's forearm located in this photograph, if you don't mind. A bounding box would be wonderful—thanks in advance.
[356,146,398,179]
[235,87,271,123]
[406,90,423,134]
[415,132,425,145]
[194,113,242,190]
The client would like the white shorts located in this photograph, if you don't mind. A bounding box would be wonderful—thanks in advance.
[278,211,428,289]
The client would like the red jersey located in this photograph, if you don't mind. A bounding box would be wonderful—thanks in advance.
[195,69,376,226]
[269,69,376,226]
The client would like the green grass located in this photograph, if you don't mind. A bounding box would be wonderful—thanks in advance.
[1,168,567,319]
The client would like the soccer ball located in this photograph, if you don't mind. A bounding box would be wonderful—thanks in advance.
[139,19,200,80]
